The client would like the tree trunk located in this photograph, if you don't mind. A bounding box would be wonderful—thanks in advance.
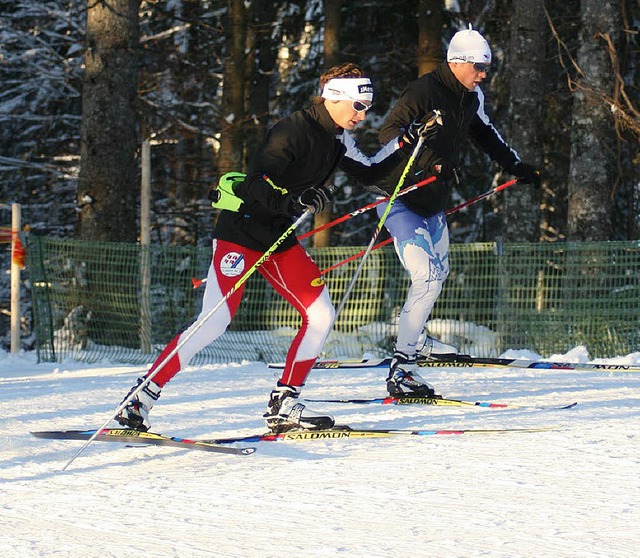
[417,0,442,77]
[502,0,545,242]
[218,0,247,175]
[314,0,343,248]
[567,0,620,240]
[77,0,140,242]
[246,1,277,158]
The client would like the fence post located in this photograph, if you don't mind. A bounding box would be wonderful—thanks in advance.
[140,139,152,353]
[11,203,21,353]
[494,236,506,356]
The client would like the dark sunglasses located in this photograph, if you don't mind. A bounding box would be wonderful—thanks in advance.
[472,62,490,73]
[352,99,372,112]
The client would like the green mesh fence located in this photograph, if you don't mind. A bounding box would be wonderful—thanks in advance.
[27,236,640,364]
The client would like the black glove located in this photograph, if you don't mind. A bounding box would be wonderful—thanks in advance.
[401,120,428,154]
[400,110,443,154]
[294,185,332,215]
[430,159,460,183]
[509,161,541,188]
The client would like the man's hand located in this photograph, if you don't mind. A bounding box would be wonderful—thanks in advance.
[400,109,444,154]
[294,185,333,215]
[509,162,541,188]
[431,159,460,183]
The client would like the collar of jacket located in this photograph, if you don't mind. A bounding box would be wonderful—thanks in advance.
[306,102,343,137]
[434,61,474,99]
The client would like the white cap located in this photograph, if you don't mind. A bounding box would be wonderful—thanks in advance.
[447,24,491,64]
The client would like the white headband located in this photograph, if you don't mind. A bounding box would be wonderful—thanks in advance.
[321,77,374,102]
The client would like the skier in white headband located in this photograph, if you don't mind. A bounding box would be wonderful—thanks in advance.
[116,63,425,434]
[375,25,541,398]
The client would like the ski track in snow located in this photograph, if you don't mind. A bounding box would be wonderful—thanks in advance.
[1,350,639,558]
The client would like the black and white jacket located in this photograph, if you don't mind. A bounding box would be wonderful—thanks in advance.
[379,62,520,217]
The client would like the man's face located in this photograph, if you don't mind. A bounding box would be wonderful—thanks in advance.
[325,99,371,130]
[449,62,490,91]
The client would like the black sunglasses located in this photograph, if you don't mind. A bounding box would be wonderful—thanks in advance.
[472,62,490,73]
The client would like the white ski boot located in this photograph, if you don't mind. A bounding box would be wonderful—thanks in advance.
[386,351,440,397]
[115,377,161,432]
[264,382,334,433]
[417,335,459,360]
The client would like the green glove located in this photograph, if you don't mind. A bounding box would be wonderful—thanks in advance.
[210,172,246,212]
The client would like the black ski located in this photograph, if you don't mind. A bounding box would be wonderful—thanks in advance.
[304,396,577,410]
[31,428,256,455]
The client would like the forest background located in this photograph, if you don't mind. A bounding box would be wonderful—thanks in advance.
[1,0,640,350]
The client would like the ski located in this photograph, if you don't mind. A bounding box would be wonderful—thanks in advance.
[422,354,640,372]
[31,428,256,456]
[201,424,554,445]
[268,355,640,372]
[304,396,578,410]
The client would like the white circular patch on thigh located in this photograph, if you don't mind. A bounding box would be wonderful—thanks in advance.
[220,252,245,277]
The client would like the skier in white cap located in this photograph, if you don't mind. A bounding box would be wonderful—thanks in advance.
[375,25,541,398]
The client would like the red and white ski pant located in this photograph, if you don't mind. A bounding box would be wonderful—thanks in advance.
[146,239,334,388]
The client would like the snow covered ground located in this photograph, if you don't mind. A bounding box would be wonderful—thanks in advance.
[1,346,639,558]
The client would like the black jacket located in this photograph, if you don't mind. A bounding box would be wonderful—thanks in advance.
[216,103,406,252]
[379,62,519,217]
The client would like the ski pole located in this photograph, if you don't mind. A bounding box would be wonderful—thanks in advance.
[446,177,517,214]
[62,210,311,471]
[297,176,437,241]
[320,178,519,275]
